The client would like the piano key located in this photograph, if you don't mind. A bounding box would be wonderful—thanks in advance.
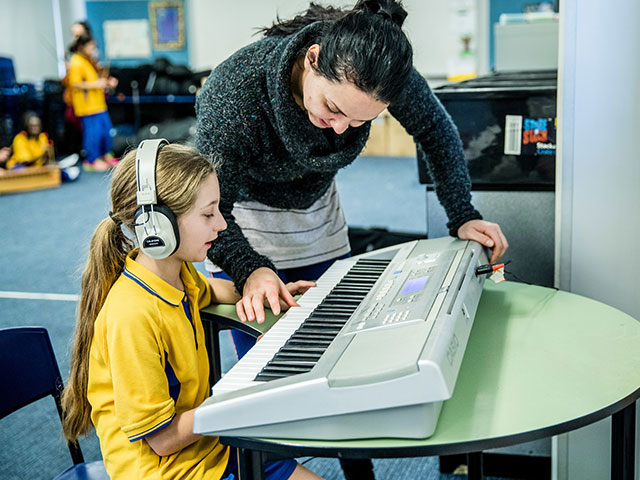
[278,346,327,355]
[210,257,391,390]
[272,352,322,361]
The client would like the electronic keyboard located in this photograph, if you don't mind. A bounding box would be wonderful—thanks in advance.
[194,237,489,440]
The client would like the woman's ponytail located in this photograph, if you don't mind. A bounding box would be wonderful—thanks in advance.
[355,0,407,27]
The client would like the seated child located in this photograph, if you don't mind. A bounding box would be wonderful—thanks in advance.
[61,141,322,480]
[6,112,53,170]
[0,146,10,169]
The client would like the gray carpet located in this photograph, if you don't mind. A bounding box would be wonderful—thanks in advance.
[0,158,506,479]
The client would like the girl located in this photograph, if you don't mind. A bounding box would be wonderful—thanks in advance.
[68,34,118,171]
[61,143,321,480]
[6,111,53,169]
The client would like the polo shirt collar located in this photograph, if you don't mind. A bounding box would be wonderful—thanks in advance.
[122,250,196,307]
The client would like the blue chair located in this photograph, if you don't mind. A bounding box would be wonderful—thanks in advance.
[0,56,16,87]
[0,327,109,479]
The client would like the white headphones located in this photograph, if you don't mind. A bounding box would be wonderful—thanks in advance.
[133,138,180,259]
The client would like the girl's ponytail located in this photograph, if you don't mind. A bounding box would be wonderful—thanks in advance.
[62,216,132,440]
[61,144,217,441]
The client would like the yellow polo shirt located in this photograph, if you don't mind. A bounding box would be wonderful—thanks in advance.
[88,251,229,479]
[68,53,107,117]
[7,132,50,169]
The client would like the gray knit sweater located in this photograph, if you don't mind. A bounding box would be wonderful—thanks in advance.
[195,22,481,291]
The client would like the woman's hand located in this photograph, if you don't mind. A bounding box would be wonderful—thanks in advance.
[458,219,509,263]
[277,280,316,312]
[236,267,299,324]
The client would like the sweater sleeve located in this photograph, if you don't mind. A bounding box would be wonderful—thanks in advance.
[388,69,482,237]
[195,69,277,292]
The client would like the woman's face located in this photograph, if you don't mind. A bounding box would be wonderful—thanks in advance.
[175,173,227,263]
[300,45,388,135]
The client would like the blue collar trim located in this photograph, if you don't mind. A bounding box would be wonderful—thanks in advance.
[122,268,180,307]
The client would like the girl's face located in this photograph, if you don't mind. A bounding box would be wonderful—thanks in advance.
[26,117,41,137]
[299,45,388,135]
[71,23,86,40]
[80,40,97,58]
[175,173,227,263]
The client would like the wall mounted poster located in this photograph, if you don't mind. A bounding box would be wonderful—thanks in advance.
[149,2,185,50]
[104,19,152,59]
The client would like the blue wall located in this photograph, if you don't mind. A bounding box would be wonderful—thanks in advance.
[85,0,189,67]
[489,0,558,70]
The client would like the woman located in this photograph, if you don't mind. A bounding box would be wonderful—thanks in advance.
[197,3,507,478]
[196,0,507,324]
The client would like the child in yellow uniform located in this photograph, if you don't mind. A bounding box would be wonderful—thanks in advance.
[68,34,118,171]
[61,142,322,480]
[6,112,53,169]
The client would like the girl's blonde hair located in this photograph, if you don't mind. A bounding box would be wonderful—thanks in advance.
[62,144,217,440]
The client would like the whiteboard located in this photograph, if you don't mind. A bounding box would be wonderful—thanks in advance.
[103,19,152,59]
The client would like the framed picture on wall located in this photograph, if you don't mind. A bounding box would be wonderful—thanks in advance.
[149,1,185,50]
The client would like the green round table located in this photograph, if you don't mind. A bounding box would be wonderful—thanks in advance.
[200,281,640,480]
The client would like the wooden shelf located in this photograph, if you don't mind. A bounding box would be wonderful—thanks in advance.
[0,165,61,194]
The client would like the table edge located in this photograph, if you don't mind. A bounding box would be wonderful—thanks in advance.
[220,387,640,458]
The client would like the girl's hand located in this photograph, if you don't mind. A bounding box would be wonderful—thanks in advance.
[457,219,509,263]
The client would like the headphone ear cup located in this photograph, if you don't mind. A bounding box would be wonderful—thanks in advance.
[134,204,180,260]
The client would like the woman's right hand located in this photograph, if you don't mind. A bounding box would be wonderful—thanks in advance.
[236,267,298,324]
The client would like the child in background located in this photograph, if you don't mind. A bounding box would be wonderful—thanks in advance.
[6,111,53,170]
[0,146,10,169]
[61,21,94,160]
[61,141,321,480]
[68,34,118,171]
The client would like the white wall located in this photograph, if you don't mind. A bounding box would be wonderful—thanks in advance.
[1,0,473,82]
[555,0,640,478]
[0,0,58,82]
[187,0,454,76]
[0,0,85,82]
[557,0,640,322]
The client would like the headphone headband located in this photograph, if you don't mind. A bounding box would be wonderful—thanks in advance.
[135,138,169,206]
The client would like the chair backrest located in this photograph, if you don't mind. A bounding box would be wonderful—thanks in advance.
[0,327,84,464]
[0,56,16,87]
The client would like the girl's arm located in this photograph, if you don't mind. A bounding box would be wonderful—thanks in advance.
[207,277,241,304]
[71,77,109,90]
[145,408,200,457]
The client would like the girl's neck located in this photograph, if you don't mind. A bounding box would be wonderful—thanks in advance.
[134,252,184,291]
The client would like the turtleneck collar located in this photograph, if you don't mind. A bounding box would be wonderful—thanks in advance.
[263,22,369,171]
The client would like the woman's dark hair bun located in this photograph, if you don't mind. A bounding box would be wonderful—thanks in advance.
[356,0,407,27]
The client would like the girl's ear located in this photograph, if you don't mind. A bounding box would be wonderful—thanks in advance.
[304,44,321,71]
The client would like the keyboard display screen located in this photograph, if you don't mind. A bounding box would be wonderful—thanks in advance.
[400,276,430,295]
